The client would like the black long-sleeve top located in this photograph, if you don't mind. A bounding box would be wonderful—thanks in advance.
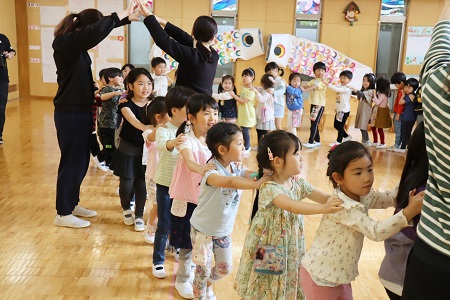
[52,13,129,112]
[144,15,218,95]
[0,33,16,82]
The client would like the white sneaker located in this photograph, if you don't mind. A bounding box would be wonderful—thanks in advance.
[55,214,90,228]
[206,286,217,300]
[145,223,156,244]
[134,218,145,232]
[72,205,97,218]
[123,209,134,226]
[387,145,397,151]
[394,148,407,153]
[376,144,386,149]
[152,264,166,279]
[242,148,251,158]
[342,135,352,142]
[175,281,194,299]
[303,142,315,148]
[371,143,379,147]
[175,248,180,262]
[313,141,322,147]
[329,141,341,147]
[93,156,109,171]
[363,141,372,147]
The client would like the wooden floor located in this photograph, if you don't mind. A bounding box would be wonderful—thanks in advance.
[0,98,406,299]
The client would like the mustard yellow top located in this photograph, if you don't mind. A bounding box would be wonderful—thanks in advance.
[307,78,327,106]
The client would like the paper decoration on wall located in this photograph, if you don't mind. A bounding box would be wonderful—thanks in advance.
[150,28,264,71]
[213,0,237,11]
[405,26,433,65]
[296,0,321,15]
[266,34,372,88]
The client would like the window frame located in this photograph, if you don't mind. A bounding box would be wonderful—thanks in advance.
[294,1,322,42]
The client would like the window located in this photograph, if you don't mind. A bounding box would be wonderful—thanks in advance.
[295,0,321,42]
[128,2,154,69]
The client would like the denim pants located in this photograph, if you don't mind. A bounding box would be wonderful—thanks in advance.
[393,113,402,148]
[241,127,251,150]
[153,184,172,265]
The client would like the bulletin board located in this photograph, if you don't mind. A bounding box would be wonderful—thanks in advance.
[404,26,433,65]
[26,0,127,96]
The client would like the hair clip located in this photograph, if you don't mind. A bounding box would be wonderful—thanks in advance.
[267,147,274,161]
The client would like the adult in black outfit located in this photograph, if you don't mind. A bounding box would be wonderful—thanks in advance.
[0,33,16,144]
[136,1,219,95]
[53,4,139,228]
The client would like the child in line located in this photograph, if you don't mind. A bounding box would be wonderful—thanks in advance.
[235,130,343,300]
[300,141,423,300]
[92,73,108,171]
[116,64,136,148]
[169,94,219,299]
[389,72,406,151]
[212,75,238,123]
[98,67,126,167]
[110,68,154,231]
[371,77,392,149]
[413,82,423,125]
[285,72,304,136]
[253,73,276,145]
[236,68,257,157]
[151,57,173,97]
[142,97,170,244]
[302,62,327,148]
[152,86,196,279]
[395,78,419,153]
[379,122,427,300]
[326,70,354,147]
[121,63,135,82]
[352,73,376,146]
[190,122,270,300]
[265,62,287,130]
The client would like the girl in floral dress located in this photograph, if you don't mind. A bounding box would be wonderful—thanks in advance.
[234,130,343,300]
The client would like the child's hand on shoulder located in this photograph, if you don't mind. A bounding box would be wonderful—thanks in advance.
[254,174,271,189]
[404,189,424,219]
[322,196,343,214]
[395,114,400,121]
[200,163,216,176]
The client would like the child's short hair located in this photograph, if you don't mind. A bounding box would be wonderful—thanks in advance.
[288,72,302,83]
[256,130,301,172]
[265,62,285,77]
[143,96,166,126]
[104,67,122,84]
[242,68,255,79]
[376,77,391,97]
[260,74,275,89]
[121,63,135,71]
[165,86,196,117]
[339,70,353,80]
[405,78,420,93]
[99,68,107,79]
[176,94,219,136]
[206,122,242,160]
[390,72,406,85]
[151,57,166,68]
[326,141,371,188]
[313,62,326,72]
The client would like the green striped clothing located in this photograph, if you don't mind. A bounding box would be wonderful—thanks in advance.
[418,20,450,256]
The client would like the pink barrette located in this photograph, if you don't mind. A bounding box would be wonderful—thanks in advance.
[267,147,274,160]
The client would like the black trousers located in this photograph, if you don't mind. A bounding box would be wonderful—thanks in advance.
[0,81,9,137]
[400,120,415,149]
[54,110,92,216]
[333,111,350,143]
[403,238,450,299]
[308,105,324,144]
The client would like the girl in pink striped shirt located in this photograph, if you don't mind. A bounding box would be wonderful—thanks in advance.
[169,94,219,299]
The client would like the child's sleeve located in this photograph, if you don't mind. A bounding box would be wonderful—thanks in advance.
[296,178,314,199]
[255,89,272,103]
[155,127,171,152]
[274,79,286,97]
[259,182,285,209]
[178,135,193,152]
[212,92,233,101]
[331,202,409,241]
[286,85,303,98]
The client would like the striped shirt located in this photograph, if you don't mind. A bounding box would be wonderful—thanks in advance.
[154,122,179,187]
[417,20,450,256]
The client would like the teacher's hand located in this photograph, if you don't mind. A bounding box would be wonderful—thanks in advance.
[117,1,134,20]
[135,0,152,18]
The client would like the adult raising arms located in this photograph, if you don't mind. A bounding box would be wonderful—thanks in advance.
[53,4,139,228]
[136,0,219,95]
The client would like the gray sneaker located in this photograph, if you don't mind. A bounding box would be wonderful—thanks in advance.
[55,214,90,228]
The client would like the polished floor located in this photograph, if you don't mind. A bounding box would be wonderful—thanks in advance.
[0,98,406,299]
